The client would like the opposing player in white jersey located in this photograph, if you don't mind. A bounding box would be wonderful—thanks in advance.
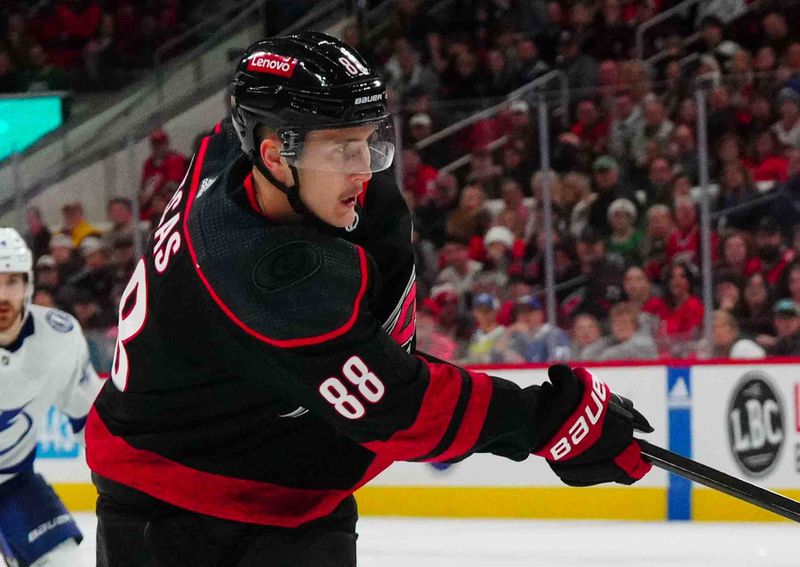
[0,228,102,567]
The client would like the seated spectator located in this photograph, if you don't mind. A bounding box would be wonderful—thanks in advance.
[586,155,634,235]
[557,172,595,239]
[59,202,101,247]
[716,230,757,280]
[651,261,704,357]
[632,95,674,170]
[749,130,789,182]
[554,29,598,92]
[384,45,439,100]
[490,295,571,363]
[415,299,458,361]
[560,227,625,320]
[513,36,550,87]
[484,49,515,97]
[109,236,136,288]
[481,226,516,287]
[772,87,800,149]
[445,184,491,245]
[714,271,743,312]
[717,163,765,231]
[780,262,800,306]
[698,15,742,70]
[622,265,662,334]
[666,197,718,267]
[642,204,673,281]
[48,233,81,282]
[570,312,609,361]
[606,198,643,264]
[608,90,642,172]
[463,293,505,364]
[34,255,60,290]
[436,242,483,300]
[140,128,188,221]
[20,44,68,91]
[415,172,459,248]
[669,124,698,182]
[465,147,503,198]
[748,217,797,286]
[102,197,143,251]
[598,302,658,361]
[641,156,675,208]
[33,286,57,308]
[63,236,114,312]
[499,146,533,192]
[735,271,775,338]
[24,206,51,260]
[428,284,470,355]
[770,148,800,236]
[402,148,438,200]
[496,280,533,327]
[408,113,448,168]
[497,179,532,238]
[764,299,800,356]
[702,309,765,360]
[558,98,610,158]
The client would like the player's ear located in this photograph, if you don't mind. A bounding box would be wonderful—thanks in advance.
[259,131,291,183]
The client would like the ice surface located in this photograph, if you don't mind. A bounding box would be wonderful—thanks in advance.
[40,514,796,567]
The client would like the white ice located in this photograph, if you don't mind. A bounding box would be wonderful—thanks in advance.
[42,514,797,566]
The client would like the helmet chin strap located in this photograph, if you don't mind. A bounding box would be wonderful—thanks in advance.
[254,159,306,216]
[252,157,359,234]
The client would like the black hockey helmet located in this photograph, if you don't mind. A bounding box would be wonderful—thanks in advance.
[231,32,395,218]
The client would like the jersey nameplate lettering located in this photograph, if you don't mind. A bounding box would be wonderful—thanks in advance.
[152,188,184,274]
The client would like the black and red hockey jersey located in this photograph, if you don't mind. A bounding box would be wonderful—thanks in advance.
[86,121,544,528]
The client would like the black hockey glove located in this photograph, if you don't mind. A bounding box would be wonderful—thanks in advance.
[532,365,654,487]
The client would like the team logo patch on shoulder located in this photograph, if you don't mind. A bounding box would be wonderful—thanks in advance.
[46,311,74,333]
[253,241,321,293]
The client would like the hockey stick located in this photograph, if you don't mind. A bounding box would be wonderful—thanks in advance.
[637,438,800,523]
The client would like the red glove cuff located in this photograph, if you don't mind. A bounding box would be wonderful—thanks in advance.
[533,367,610,462]
[614,440,652,480]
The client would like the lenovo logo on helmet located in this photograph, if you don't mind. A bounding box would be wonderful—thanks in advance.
[354,94,384,105]
[247,52,298,78]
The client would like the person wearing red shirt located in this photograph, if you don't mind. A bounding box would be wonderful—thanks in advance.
[140,128,188,221]
[665,196,718,266]
[401,148,438,201]
[650,261,705,357]
[749,130,789,182]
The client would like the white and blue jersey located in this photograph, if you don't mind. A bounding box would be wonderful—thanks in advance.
[0,305,102,565]
[0,305,101,483]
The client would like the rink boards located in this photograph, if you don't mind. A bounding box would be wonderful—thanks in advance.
[36,360,800,521]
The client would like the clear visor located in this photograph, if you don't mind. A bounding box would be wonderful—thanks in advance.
[286,117,395,174]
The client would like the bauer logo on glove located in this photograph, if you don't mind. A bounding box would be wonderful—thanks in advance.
[534,365,654,487]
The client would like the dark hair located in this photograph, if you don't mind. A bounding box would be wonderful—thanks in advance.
[108,197,133,211]
[663,260,699,306]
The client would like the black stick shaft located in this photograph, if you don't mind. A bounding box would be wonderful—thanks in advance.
[636,439,800,523]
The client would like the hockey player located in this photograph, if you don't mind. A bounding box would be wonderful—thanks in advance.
[0,229,102,567]
[87,32,654,567]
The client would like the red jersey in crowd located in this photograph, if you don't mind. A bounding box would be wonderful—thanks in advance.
[744,248,797,285]
[665,225,719,266]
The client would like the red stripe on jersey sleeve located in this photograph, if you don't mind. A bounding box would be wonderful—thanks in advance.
[427,371,493,462]
[362,359,463,460]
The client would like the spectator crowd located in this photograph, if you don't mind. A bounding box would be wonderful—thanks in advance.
[16,0,800,371]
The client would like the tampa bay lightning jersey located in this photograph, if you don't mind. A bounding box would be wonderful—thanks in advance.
[0,305,102,485]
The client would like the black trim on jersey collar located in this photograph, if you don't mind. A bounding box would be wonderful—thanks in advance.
[4,314,34,354]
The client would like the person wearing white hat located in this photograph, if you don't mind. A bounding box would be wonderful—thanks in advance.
[606,197,643,264]
[0,228,103,567]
